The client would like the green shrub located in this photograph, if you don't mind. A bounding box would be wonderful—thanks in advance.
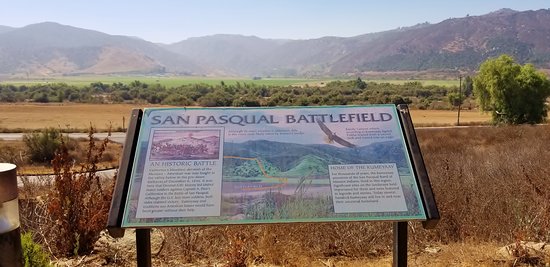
[23,128,79,164]
[21,232,51,267]
[23,128,62,164]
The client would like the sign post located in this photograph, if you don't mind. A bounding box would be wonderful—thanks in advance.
[136,229,151,267]
[108,105,439,266]
[393,221,408,267]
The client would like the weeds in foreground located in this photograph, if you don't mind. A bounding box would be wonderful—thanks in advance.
[416,124,550,243]
[15,124,550,265]
[157,125,550,265]
[47,126,115,256]
[224,229,249,267]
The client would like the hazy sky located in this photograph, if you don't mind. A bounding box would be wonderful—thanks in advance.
[1,0,548,44]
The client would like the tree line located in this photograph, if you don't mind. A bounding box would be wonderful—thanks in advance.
[0,79,459,109]
[1,55,548,124]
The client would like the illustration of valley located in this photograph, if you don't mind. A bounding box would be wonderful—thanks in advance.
[150,130,221,160]
[220,139,422,221]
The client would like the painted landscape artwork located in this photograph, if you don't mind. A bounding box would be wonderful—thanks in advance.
[149,129,221,161]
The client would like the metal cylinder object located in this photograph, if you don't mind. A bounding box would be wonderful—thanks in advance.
[0,163,23,267]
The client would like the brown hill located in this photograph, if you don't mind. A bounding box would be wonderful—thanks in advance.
[1,9,550,77]
[0,22,202,76]
[329,8,550,73]
[167,8,550,76]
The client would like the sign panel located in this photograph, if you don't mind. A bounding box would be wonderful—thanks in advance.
[121,105,426,227]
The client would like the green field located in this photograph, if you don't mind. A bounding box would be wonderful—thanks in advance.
[367,79,460,87]
[1,76,332,87]
[0,75,459,87]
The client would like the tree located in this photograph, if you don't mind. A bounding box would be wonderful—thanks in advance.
[392,96,412,106]
[447,92,463,109]
[354,77,367,90]
[473,55,550,124]
[33,92,50,103]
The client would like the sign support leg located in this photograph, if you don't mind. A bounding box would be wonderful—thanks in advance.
[393,222,408,267]
[136,229,152,267]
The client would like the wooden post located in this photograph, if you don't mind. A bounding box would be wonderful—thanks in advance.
[457,76,462,126]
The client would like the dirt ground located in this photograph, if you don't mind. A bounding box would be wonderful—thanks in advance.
[53,242,546,267]
[174,243,534,267]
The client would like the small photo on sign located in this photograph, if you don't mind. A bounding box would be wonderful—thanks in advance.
[149,129,221,160]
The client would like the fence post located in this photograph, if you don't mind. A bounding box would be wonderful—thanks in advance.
[0,163,23,267]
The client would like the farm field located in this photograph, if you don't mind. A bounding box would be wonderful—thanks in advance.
[409,109,490,126]
[0,75,460,87]
[0,75,333,87]
[368,79,460,87]
[0,103,492,132]
[0,103,142,131]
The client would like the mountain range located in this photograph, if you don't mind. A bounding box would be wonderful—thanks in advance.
[1,8,549,77]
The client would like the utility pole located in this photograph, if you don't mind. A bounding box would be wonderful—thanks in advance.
[457,76,462,126]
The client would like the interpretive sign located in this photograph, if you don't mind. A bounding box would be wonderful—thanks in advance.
[114,105,434,228]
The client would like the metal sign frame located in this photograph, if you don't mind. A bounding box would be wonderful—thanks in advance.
[107,105,439,267]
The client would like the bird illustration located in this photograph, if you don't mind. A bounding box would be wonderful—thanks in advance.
[316,119,356,148]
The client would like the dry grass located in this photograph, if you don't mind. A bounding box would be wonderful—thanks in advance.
[410,109,491,126]
[14,120,550,265]
[0,103,494,132]
[0,103,160,131]
[159,222,393,266]
[0,139,122,174]
[415,125,550,244]
[155,124,550,266]
[285,242,505,267]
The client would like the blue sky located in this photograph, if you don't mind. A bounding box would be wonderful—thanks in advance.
[1,0,548,43]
